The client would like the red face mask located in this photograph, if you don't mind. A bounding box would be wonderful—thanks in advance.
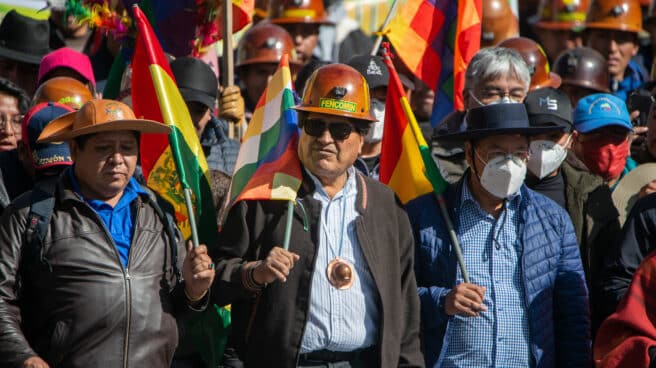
[581,137,629,181]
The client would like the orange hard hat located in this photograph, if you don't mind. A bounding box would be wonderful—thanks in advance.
[534,0,590,30]
[236,23,302,68]
[498,37,562,90]
[585,0,643,33]
[293,63,376,122]
[481,0,519,47]
[267,0,332,24]
[32,76,93,109]
[553,46,610,92]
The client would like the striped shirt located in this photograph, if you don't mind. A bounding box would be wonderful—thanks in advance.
[300,167,379,353]
[441,181,533,367]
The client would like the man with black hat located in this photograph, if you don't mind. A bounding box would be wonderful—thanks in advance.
[0,10,52,95]
[170,56,241,176]
[524,87,621,332]
[406,103,590,367]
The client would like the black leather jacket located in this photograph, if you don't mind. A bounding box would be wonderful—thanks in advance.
[0,173,204,367]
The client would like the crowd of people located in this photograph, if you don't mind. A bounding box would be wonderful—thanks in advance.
[3,0,656,367]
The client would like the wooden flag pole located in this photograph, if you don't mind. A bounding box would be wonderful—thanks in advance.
[282,200,294,250]
[222,0,237,138]
[370,0,400,56]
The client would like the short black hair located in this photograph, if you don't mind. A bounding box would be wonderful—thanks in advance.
[0,77,29,114]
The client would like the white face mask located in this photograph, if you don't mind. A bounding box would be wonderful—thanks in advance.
[478,153,527,199]
[365,99,385,143]
[527,136,571,179]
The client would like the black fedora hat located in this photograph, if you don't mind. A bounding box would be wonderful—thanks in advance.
[0,10,51,64]
[440,103,561,141]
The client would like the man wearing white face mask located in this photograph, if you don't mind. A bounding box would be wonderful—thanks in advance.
[524,88,621,333]
[347,54,389,179]
[406,103,591,368]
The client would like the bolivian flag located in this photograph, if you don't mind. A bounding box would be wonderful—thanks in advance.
[379,46,448,204]
[131,4,218,247]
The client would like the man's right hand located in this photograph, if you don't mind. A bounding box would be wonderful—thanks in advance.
[445,283,488,317]
[252,246,300,285]
[22,356,49,368]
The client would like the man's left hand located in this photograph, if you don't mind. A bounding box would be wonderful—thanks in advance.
[182,242,215,301]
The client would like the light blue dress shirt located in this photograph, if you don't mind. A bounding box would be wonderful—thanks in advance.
[300,167,380,353]
[441,182,533,367]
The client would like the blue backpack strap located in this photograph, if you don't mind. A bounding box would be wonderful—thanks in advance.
[24,176,58,271]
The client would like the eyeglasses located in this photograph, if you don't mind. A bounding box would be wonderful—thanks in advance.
[476,148,530,164]
[301,119,357,140]
[469,88,525,106]
[0,112,23,132]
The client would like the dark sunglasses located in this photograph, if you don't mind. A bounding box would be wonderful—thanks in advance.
[301,119,357,140]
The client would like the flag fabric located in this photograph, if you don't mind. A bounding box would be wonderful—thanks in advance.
[131,5,228,366]
[386,0,481,126]
[215,0,254,40]
[379,46,448,204]
[130,5,218,246]
[224,54,302,215]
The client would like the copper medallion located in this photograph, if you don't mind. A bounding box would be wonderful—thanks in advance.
[326,257,354,290]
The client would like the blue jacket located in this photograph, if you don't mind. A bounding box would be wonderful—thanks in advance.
[405,176,591,367]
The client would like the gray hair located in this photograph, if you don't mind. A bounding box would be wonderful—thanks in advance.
[464,47,531,92]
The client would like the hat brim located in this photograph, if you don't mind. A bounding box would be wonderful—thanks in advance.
[585,23,644,35]
[0,45,49,64]
[612,163,656,225]
[270,18,334,26]
[292,105,377,122]
[534,21,585,31]
[437,126,562,141]
[574,119,632,133]
[37,110,172,143]
[529,114,573,130]
[179,87,216,110]
[532,73,562,90]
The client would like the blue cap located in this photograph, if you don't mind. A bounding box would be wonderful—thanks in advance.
[21,102,74,170]
[573,93,632,133]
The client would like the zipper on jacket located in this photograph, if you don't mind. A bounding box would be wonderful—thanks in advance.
[121,202,141,368]
[80,199,141,368]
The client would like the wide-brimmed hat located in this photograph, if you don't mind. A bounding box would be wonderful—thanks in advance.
[439,103,561,141]
[612,163,656,225]
[0,10,51,64]
[37,99,171,143]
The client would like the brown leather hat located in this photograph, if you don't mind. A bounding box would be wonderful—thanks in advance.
[292,63,377,122]
[534,0,590,30]
[32,77,94,110]
[498,37,562,90]
[236,23,302,68]
[481,0,519,47]
[267,0,332,25]
[553,46,610,92]
[37,99,171,143]
[585,0,643,33]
